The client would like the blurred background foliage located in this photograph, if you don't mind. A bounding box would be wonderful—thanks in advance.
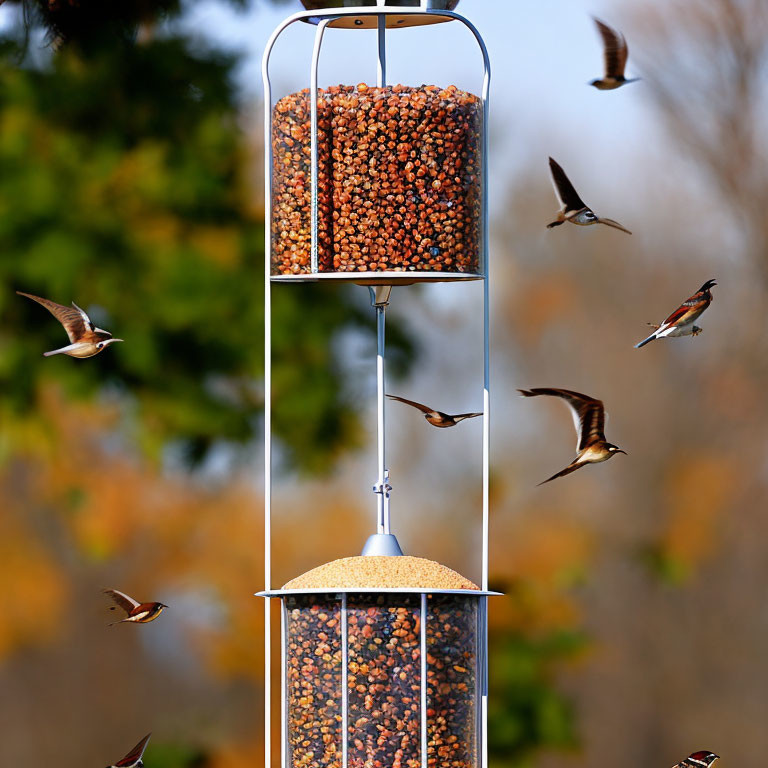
[1,1,767,768]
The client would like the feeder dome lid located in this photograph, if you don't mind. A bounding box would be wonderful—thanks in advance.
[300,1,460,11]
[283,555,479,591]
[298,0,462,29]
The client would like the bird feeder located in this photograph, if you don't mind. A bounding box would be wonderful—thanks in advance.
[261,3,493,768]
[264,0,489,283]
[261,556,493,768]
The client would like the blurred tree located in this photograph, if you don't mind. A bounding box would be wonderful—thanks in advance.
[488,630,585,767]
[0,0,413,473]
[630,0,768,284]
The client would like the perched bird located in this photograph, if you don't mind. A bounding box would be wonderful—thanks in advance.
[106,733,151,768]
[547,157,632,234]
[635,279,716,349]
[386,394,482,428]
[518,387,626,484]
[103,589,167,626]
[17,291,123,358]
[671,752,720,768]
[590,17,639,90]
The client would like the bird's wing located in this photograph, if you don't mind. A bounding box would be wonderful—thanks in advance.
[103,588,140,614]
[115,733,151,767]
[71,302,96,331]
[659,300,706,330]
[548,157,587,212]
[386,394,434,414]
[453,412,483,420]
[519,388,605,451]
[17,291,88,343]
[594,17,628,78]
[537,461,586,486]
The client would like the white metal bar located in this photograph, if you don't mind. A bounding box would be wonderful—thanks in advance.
[341,594,349,768]
[480,598,488,768]
[310,20,330,274]
[377,14,386,87]
[420,594,428,768]
[263,33,275,768]
[376,303,388,534]
[281,602,288,768]
[479,32,491,768]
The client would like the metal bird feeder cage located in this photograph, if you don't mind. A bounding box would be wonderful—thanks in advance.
[261,557,494,768]
[261,3,493,768]
[264,0,489,283]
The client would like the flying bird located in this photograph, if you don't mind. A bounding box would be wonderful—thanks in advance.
[635,279,716,348]
[547,157,632,234]
[590,17,639,90]
[103,589,167,626]
[106,733,151,768]
[386,394,482,428]
[671,752,720,768]
[518,388,626,484]
[17,291,123,358]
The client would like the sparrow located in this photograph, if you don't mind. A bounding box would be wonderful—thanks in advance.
[635,279,716,348]
[671,751,720,768]
[386,394,482,428]
[17,291,123,358]
[518,387,626,484]
[106,733,151,768]
[590,17,639,90]
[546,157,632,234]
[104,588,167,626]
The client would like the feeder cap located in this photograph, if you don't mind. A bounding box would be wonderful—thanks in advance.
[299,1,462,29]
[282,555,479,591]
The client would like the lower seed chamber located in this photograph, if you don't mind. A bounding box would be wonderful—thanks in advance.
[284,593,479,768]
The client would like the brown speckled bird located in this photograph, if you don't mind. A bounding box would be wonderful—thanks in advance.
[546,157,632,234]
[17,291,123,358]
[104,589,167,626]
[671,752,720,768]
[386,394,482,428]
[518,388,626,484]
[106,733,151,768]
[635,279,716,348]
[590,17,639,90]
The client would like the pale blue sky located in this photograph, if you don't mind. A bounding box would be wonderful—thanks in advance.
[178,0,659,209]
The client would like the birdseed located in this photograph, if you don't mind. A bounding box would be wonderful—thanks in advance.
[271,83,482,275]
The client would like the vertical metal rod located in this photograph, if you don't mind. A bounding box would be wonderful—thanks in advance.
[310,20,330,274]
[341,594,349,768]
[376,303,388,534]
[281,602,288,768]
[420,594,428,768]
[477,29,492,768]
[376,14,386,87]
[263,41,275,768]
[479,599,488,768]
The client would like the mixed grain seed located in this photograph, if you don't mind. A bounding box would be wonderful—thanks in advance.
[271,83,482,275]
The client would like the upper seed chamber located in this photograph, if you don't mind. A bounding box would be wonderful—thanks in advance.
[271,83,483,278]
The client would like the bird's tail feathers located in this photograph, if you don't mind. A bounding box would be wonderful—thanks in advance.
[537,462,583,485]
[634,333,657,349]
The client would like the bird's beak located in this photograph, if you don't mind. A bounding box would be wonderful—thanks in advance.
[616,449,628,455]
[597,217,632,235]
[111,339,124,343]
